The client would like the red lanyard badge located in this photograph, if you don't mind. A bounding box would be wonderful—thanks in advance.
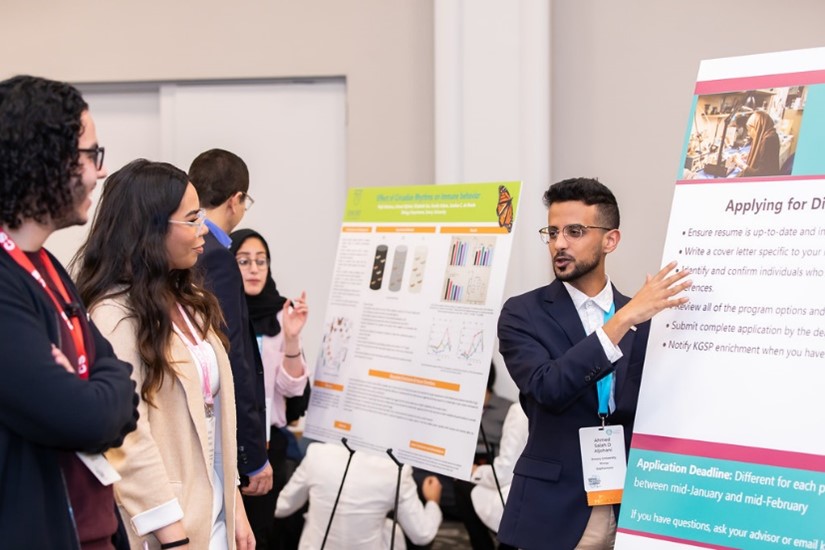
[0,230,89,379]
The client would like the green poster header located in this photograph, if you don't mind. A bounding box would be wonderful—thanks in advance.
[343,181,521,225]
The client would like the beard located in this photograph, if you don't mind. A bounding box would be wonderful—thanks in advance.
[552,250,600,282]
[53,179,92,230]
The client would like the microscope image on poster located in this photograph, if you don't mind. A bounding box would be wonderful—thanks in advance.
[682,85,806,180]
[369,244,388,290]
[316,316,352,377]
[388,245,407,292]
[408,246,428,293]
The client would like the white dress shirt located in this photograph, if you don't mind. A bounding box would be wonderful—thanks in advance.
[276,442,442,550]
[470,403,529,532]
[562,278,623,363]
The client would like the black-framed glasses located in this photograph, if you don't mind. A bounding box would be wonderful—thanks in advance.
[242,193,255,211]
[236,257,269,269]
[538,224,614,244]
[169,208,207,234]
[78,146,105,170]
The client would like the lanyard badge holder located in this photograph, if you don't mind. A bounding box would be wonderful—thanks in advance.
[0,231,123,485]
[579,302,626,506]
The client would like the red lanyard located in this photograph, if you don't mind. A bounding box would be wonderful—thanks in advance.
[0,230,89,379]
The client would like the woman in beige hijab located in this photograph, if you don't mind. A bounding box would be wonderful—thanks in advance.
[735,110,780,177]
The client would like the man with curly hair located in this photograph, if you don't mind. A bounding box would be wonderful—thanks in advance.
[0,75,138,549]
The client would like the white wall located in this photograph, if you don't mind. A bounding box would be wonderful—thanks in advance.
[550,0,825,295]
[0,0,434,188]
[435,0,551,400]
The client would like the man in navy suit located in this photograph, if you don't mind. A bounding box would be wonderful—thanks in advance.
[189,150,274,541]
[497,178,691,549]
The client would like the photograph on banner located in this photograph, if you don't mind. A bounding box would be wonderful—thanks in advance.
[682,86,807,180]
[616,47,825,550]
[305,182,520,479]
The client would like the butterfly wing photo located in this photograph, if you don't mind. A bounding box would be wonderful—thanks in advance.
[496,185,514,232]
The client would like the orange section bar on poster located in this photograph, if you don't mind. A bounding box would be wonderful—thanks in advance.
[440,226,509,234]
[586,489,623,506]
[341,226,372,233]
[375,226,437,233]
[410,440,446,456]
[368,369,460,392]
[314,380,344,392]
[334,421,352,431]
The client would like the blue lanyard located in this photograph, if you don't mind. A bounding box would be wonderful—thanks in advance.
[596,303,616,417]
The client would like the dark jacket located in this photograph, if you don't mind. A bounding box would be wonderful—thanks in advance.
[497,280,650,550]
[0,249,138,549]
[199,231,268,475]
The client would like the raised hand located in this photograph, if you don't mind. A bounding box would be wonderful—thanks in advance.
[282,290,308,340]
[603,261,691,344]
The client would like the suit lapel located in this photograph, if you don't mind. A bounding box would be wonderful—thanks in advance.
[543,281,637,400]
[541,280,587,345]
[169,334,213,477]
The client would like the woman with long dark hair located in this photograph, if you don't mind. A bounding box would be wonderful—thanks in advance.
[74,159,254,550]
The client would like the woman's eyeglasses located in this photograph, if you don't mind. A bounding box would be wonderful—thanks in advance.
[169,208,207,233]
[237,257,269,269]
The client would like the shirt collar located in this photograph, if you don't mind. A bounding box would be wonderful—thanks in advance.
[563,277,614,314]
[204,218,232,249]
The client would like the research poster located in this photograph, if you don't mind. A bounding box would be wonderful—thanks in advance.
[616,48,825,549]
[304,182,520,479]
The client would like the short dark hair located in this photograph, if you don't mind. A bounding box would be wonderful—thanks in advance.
[0,75,88,229]
[188,148,249,208]
[542,177,620,229]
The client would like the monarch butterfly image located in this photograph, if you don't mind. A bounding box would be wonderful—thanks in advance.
[497,185,514,232]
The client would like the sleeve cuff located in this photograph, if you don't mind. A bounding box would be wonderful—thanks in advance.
[246,462,268,477]
[130,498,184,536]
[596,327,623,363]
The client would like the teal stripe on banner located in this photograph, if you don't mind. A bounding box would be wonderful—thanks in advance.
[791,84,825,176]
[618,449,825,549]
[678,96,699,181]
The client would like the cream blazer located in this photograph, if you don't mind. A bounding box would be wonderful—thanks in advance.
[92,296,237,550]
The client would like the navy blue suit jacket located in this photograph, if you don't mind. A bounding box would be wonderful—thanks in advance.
[199,231,267,475]
[496,280,649,550]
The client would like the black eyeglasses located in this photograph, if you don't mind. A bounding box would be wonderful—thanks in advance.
[237,257,269,269]
[78,146,105,170]
[538,224,614,244]
[242,193,255,211]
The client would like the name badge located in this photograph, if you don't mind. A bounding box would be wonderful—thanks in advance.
[578,425,626,506]
[76,452,121,486]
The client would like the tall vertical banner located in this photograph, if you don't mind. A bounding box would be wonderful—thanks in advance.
[304,182,520,479]
[616,48,825,549]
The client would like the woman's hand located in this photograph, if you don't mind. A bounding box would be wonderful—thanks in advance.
[282,291,308,341]
[235,489,256,550]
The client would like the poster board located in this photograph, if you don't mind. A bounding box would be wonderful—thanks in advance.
[616,48,825,549]
[304,182,520,479]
